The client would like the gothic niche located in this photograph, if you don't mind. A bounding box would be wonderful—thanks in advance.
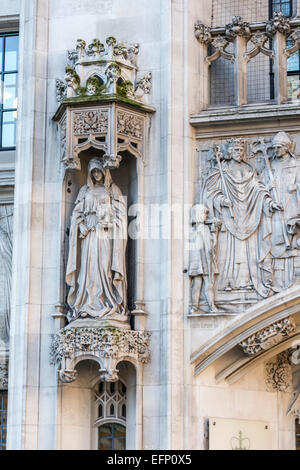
[189,132,300,315]
[52,37,154,383]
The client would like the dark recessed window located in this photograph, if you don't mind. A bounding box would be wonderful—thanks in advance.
[269,0,293,18]
[0,33,19,151]
[0,391,8,451]
[98,423,126,451]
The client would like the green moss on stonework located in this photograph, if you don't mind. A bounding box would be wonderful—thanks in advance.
[117,80,134,97]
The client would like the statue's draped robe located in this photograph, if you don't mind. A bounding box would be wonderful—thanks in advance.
[264,157,300,289]
[202,161,273,298]
[66,182,127,321]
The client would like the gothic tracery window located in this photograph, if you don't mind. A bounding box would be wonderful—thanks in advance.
[0,33,18,150]
[270,0,293,17]
[94,380,127,450]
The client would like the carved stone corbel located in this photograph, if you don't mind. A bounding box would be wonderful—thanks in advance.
[50,327,151,384]
[225,16,251,40]
[244,32,274,63]
[239,317,296,355]
[194,22,212,45]
[266,11,291,35]
[206,36,235,64]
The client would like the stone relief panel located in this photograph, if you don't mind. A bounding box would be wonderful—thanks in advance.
[190,132,300,314]
[0,205,13,342]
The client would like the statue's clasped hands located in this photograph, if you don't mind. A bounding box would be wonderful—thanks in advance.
[270,201,284,212]
[222,198,233,208]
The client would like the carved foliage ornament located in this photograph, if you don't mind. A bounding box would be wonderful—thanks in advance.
[73,110,109,136]
[225,16,251,39]
[55,37,152,102]
[265,351,293,393]
[194,22,212,45]
[50,327,151,366]
[117,111,144,141]
[266,11,291,35]
[239,317,296,355]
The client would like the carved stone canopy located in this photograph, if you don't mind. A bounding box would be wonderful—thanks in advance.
[50,327,151,383]
[53,37,155,171]
[54,101,154,171]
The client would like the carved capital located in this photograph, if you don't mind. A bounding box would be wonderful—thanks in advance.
[266,11,291,35]
[239,317,296,355]
[51,327,151,383]
[194,22,212,45]
[265,351,293,393]
[225,16,251,39]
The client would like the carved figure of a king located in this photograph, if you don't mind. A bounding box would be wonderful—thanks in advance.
[202,139,282,298]
[66,157,128,326]
[264,132,300,289]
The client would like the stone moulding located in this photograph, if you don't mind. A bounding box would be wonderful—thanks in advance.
[239,317,296,355]
[50,327,151,383]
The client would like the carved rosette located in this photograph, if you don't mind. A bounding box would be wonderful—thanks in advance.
[239,317,296,355]
[50,327,151,383]
[265,351,293,393]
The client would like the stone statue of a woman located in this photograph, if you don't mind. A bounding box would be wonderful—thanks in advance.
[66,157,128,328]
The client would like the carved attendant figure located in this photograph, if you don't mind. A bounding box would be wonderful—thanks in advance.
[203,139,282,297]
[66,157,128,325]
[189,204,221,313]
[266,132,300,289]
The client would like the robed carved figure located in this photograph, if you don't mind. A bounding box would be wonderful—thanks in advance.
[66,158,128,325]
[202,139,282,298]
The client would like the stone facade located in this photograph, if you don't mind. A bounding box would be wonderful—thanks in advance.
[1,0,300,451]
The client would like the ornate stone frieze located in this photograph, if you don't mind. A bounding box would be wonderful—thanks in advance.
[0,362,8,390]
[191,133,300,315]
[239,318,296,355]
[225,16,251,39]
[117,111,144,141]
[194,22,212,45]
[245,32,274,62]
[73,110,109,136]
[265,351,293,393]
[266,11,291,35]
[50,327,151,383]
